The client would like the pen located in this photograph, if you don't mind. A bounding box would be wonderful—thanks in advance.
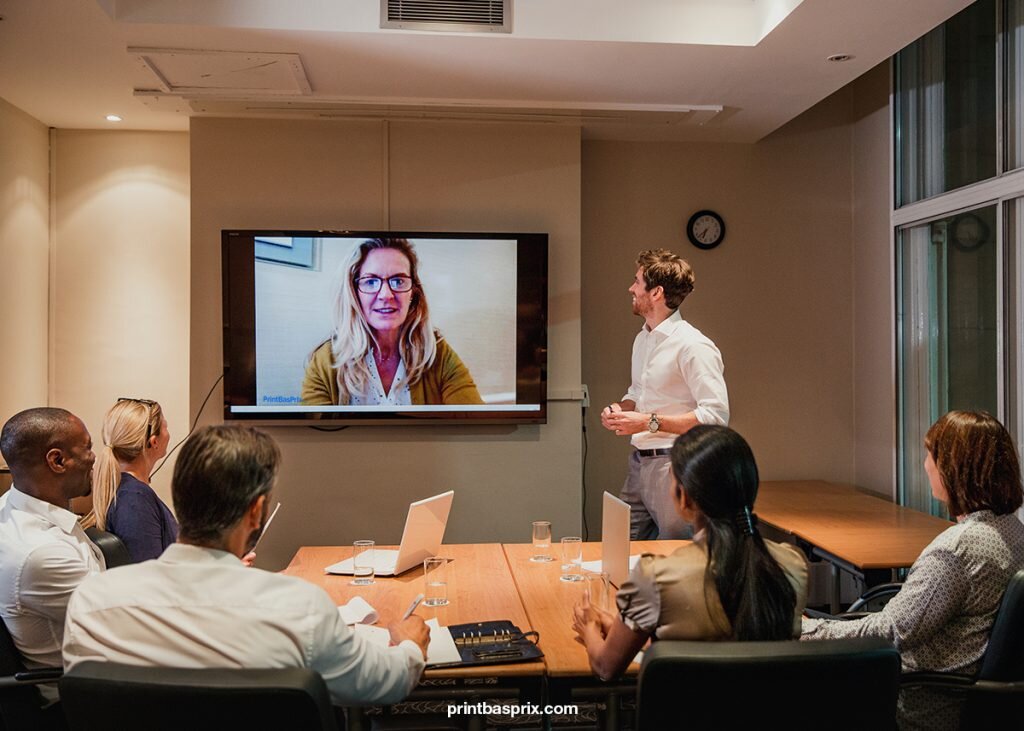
[253,502,281,550]
[401,593,425,620]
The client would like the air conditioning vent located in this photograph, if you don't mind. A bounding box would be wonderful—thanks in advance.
[382,0,511,33]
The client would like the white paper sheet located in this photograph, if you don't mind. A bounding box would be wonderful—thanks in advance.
[580,554,641,574]
[337,596,379,625]
[350,617,462,667]
[424,618,461,666]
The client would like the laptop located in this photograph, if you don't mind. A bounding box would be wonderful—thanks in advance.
[579,492,633,586]
[324,490,454,577]
[601,492,631,586]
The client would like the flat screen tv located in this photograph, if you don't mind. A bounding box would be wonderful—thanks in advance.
[221,230,547,424]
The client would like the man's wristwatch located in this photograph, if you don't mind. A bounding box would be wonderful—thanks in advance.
[648,413,661,433]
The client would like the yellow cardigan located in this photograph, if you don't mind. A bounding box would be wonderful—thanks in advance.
[300,337,484,405]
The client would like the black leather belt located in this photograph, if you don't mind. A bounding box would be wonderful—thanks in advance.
[635,448,671,458]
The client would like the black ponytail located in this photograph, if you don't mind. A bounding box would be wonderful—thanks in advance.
[671,426,796,640]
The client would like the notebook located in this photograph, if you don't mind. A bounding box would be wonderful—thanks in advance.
[324,490,454,577]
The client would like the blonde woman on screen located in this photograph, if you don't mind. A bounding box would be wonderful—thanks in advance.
[301,238,483,406]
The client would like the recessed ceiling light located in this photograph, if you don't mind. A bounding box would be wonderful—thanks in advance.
[105,115,123,122]
[826,54,854,63]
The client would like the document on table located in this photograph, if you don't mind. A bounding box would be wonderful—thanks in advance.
[351,618,461,667]
[580,555,641,574]
[337,596,379,625]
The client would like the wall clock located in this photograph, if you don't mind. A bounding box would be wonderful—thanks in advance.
[951,212,989,252]
[687,210,725,250]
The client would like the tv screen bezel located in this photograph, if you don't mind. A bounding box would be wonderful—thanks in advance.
[221,229,548,425]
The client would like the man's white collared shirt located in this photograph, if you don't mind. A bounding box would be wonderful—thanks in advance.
[624,310,729,449]
[0,486,104,699]
[63,543,424,706]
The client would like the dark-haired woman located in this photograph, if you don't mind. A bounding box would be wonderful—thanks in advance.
[572,425,809,680]
[802,411,1024,729]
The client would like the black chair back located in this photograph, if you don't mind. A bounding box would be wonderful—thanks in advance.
[976,569,1024,681]
[957,569,1024,724]
[83,527,131,568]
[60,662,339,731]
[0,619,63,731]
[637,638,899,730]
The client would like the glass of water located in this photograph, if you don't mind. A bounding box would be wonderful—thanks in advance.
[530,520,554,562]
[560,536,584,582]
[423,556,450,606]
[351,540,375,586]
[583,571,611,610]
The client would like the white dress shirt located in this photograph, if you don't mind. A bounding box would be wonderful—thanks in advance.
[623,310,729,449]
[63,543,424,706]
[0,486,105,701]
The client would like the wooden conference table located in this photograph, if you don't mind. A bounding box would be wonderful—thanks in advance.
[285,540,684,730]
[757,480,951,612]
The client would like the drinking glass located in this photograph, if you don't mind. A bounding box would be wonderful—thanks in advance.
[560,536,584,582]
[530,520,554,562]
[423,556,450,606]
[583,571,611,610]
[351,540,375,586]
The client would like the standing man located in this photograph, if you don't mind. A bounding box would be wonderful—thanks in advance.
[64,424,429,707]
[602,250,729,539]
[0,407,105,702]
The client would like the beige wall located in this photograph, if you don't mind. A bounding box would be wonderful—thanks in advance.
[582,83,873,531]
[190,119,583,569]
[851,63,896,499]
[0,98,50,426]
[52,130,190,508]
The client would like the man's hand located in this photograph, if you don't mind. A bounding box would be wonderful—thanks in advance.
[602,409,649,436]
[389,615,430,659]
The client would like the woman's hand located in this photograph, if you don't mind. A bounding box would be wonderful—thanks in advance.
[242,551,256,567]
[572,594,609,645]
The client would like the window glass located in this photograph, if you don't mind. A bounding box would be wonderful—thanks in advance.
[1007,0,1024,170]
[898,205,999,515]
[895,0,997,206]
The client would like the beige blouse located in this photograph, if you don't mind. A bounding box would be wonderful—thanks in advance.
[617,535,809,639]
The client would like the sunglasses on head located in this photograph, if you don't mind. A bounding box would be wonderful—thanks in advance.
[117,397,159,442]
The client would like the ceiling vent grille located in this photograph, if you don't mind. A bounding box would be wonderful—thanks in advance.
[382,0,511,33]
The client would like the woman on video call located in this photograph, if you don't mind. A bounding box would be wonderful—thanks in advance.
[301,238,484,406]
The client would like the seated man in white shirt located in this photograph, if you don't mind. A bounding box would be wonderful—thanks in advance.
[63,423,429,707]
[0,407,105,704]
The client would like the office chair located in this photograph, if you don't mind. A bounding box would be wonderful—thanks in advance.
[900,569,1024,727]
[83,526,131,568]
[0,619,64,731]
[636,638,900,730]
[60,662,340,731]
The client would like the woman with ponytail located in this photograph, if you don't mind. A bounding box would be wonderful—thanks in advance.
[91,398,178,563]
[572,425,808,680]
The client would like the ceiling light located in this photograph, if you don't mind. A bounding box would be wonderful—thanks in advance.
[826,54,854,63]
[105,115,123,122]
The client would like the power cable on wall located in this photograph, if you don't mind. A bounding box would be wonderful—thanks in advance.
[149,373,224,480]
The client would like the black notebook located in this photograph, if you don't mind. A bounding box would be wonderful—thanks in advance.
[429,620,543,668]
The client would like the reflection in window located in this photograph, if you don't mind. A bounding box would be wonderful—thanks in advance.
[898,206,999,515]
[895,0,997,206]
[1007,1,1024,171]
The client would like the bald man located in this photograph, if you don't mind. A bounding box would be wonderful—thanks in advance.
[0,407,104,702]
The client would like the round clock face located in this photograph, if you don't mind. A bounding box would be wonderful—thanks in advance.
[952,213,987,252]
[687,210,725,250]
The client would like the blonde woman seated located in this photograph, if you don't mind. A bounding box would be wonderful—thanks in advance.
[301,238,484,406]
[802,411,1024,729]
[572,425,809,680]
[91,398,177,563]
